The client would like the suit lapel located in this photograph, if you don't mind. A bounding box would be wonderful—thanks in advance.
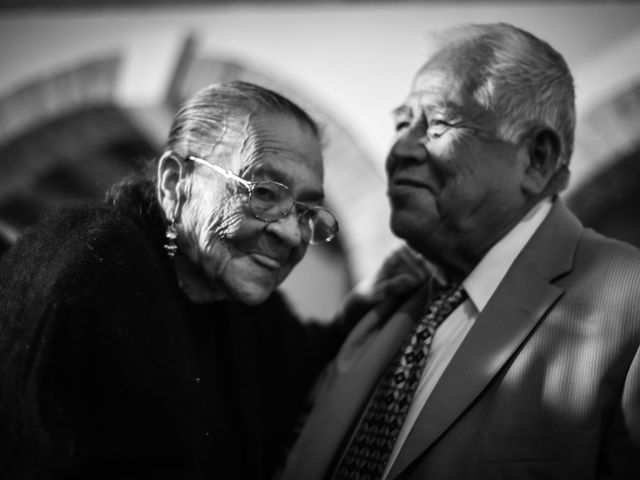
[281,286,430,480]
[388,200,583,479]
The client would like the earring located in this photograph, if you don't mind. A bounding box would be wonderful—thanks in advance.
[164,218,179,258]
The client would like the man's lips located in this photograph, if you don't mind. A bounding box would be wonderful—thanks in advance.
[388,176,434,192]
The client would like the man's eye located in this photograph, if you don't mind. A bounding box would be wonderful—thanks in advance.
[394,120,411,132]
[428,120,452,138]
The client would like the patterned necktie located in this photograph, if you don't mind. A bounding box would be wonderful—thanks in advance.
[332,283,467,480]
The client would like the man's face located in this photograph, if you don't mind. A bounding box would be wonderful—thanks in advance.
[179,112,324,305]
[386,49,529,274]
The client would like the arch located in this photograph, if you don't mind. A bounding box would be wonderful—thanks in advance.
[567,31,640,195]
[567,80,640,249]
[0,56,123,201]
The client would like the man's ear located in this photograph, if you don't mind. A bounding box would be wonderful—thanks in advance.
[157,151,186,221]
[521,126,562,196]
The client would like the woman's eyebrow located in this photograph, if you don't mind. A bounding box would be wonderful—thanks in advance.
[244,164,325,203]
[297,190,325,204]
[243,164,284,182]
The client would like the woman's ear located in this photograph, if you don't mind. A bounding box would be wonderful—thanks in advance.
[157,151,186,221]
[521,126,562,196]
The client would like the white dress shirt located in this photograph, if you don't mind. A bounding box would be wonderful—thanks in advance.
[382,199,553,479]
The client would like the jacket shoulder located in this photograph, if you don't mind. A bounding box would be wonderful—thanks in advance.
[570,228,640,329]
[578,227,640,274]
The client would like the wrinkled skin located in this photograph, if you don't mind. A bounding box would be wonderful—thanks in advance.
[386,48,533,281]
[172,111,324,305]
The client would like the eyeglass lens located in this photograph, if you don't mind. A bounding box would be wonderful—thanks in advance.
[303,208,338,244]
[248,182,337,244]
[185,156,337,243]
[250,183,292,220]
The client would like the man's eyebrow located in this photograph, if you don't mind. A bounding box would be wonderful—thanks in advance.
[391,105,412,119]
[432,102,463,118]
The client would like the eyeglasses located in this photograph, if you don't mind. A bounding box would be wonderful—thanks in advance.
[186,155,339,244]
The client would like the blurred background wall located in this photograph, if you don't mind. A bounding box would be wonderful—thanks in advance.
[1,0,639,318]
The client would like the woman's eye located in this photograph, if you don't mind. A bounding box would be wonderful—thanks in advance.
[252,184,279,202]
[295,204,314,221]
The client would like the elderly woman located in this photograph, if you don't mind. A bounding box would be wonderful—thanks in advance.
[0,82,404,480]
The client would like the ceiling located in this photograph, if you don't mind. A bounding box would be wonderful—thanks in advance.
[0,0,614,9]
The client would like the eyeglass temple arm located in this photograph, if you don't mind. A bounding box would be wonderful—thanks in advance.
[187,155,252,189]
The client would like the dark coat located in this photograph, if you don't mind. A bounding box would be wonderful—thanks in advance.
[0,186,345,480]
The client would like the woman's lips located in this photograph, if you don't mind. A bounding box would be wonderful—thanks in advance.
[250,252,282,270]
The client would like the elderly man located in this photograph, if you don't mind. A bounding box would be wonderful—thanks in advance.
[282,23,640,480]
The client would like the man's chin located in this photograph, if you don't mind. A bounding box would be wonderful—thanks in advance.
[391,213,438,249]
[390,212,420,239]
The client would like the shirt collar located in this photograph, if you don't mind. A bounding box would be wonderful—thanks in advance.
[462,199,553,313]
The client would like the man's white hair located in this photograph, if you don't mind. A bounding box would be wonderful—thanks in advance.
[432,23,576,167]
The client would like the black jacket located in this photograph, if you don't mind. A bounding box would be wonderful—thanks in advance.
[0,188,344,480]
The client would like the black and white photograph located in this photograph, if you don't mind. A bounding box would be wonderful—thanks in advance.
[1,1,639,479]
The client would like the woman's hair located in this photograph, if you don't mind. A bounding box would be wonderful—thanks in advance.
[434,23,576,167]
[164,80,320,163]
[108,81,320,218]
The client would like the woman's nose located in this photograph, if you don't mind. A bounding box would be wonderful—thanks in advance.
[265,211,304,247]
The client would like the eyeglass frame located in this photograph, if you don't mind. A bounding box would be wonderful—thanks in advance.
[184,155,339,244]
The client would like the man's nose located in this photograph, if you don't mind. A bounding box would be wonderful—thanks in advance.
[265,211,304,247]
[386,128,428,175]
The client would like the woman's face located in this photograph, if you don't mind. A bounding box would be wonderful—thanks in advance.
[177,112,324,305]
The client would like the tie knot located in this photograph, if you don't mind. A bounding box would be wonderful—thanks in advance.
[423,283,467,326]
[445,283,467,304]
[435,281,466,302]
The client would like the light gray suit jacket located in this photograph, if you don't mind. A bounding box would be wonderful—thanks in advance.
[282,201,640,480]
